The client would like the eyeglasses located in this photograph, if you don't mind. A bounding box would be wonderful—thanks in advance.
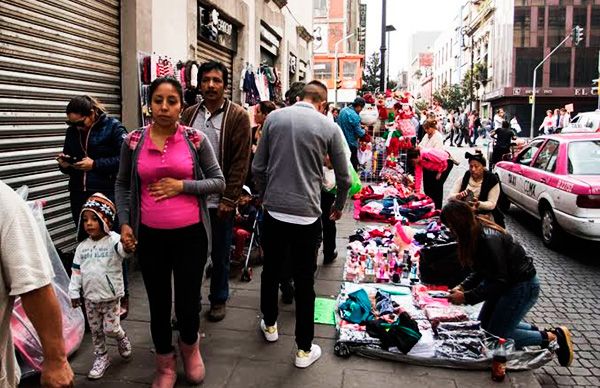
[65,119,86,128]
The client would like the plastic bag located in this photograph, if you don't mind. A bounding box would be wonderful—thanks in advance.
[10,186,85,373]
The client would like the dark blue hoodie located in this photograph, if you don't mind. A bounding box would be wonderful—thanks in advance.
[59,113,127,193]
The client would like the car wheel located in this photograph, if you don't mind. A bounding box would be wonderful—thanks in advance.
[541,207,563,249]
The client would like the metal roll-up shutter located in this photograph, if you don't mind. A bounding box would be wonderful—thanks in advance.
[197,39,233,99]
[0,0,121,252]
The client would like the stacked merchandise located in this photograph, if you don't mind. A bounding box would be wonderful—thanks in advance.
[333,225,556,370]
[353,183,439,225]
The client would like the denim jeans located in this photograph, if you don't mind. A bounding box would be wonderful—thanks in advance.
[208,208,234,305]
[478,275,542,349]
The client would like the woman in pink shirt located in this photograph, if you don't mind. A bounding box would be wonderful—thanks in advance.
[407,146,455,210]
[115,77,224,387]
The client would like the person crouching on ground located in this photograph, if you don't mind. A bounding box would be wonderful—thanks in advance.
[231,185,258,265]
[68,193,133,380]
[442,201,574,367]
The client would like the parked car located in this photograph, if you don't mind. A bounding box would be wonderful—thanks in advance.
[561,110,600,133]
[495,133,600,248]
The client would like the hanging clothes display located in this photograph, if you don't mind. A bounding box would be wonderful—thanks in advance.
[239,63,282,106]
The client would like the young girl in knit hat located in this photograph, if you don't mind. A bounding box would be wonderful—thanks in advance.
[68,193,135,380]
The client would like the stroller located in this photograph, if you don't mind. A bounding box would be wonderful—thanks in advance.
[205,196,264,282]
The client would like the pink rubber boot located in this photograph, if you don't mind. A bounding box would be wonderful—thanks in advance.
[152,352,177,388]
[178,337,205,384]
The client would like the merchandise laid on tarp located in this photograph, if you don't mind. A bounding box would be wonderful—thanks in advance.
[11,187,85,378]
[333,282,555,370]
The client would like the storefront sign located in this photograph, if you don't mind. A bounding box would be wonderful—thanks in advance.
[198,3,238,52]
[289,53,297,74]
[359,4,367,56]
[510,87,597,97]
[419,53,433,67]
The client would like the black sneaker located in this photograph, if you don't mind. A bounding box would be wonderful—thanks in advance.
[323,251,338,265]
[553,326,574,367]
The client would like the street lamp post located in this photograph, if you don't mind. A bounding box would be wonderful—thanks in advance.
[385,25,396,89]
[379,0,387,93]
[530,26,584,138]
[334,33,356,106]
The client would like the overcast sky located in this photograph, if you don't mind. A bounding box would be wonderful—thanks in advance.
[363,0,464,77]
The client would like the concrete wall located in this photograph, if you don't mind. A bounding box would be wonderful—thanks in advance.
[152,0,189,60]
[121,0,152,131]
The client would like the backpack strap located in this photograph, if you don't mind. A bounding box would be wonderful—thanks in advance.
[125,127,146,151]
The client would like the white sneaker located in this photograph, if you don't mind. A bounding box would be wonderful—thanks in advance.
[260,319,278,342]
[87,353,110,379]
[295,344,321,368]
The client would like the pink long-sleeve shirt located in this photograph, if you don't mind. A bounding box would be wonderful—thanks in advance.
[138,126,200,229]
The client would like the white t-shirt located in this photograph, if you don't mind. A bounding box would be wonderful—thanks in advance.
[419,130,445,150]
[0,180,54,386]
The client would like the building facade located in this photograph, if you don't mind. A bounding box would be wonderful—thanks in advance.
[312,0,364,102]
[407,31,441,100]
[0,0,314,251]
[473,0,600,135]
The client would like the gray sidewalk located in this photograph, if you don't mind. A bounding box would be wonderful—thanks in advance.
[22,206,540,387]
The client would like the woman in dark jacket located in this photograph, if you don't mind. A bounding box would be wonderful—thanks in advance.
[58,95,126,229]
[442,201,573,366]
[57,95,131,315]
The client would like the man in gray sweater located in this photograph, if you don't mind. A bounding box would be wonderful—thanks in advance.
[252,83,351,368]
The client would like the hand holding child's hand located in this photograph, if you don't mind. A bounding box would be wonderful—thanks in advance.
[71,298,81,308]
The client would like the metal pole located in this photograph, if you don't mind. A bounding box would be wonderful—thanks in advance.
[529,33,573,138]
[386,31,391,89]
[333,33,355,107]
[379,0,387,92]
[470,35,474,112]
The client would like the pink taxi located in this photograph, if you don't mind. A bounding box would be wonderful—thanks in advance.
[495,133,600,248]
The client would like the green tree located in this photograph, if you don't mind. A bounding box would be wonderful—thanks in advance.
[386,79,398,91]
[361,52,381,93]
[432,82,466,111]
[461,62,488,106]
[415,98,428,112]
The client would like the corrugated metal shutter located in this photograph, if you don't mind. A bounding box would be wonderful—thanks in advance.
[0,0,121,252]
[197,39,233,99]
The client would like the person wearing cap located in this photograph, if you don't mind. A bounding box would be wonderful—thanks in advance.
[231,185,258,264]
[337,97,366,170]
[68,193,134,380]
[448,150,504,227]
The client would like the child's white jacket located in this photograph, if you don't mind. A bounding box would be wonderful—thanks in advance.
[68,232,131,302]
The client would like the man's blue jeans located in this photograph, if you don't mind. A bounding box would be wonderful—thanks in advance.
[478,275,542,349]
[208,208,234,305]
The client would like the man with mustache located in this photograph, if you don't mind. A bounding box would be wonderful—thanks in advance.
[181,61,252,322]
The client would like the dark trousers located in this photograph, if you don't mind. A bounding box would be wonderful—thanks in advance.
[261,212,322,351]
[423,162,454,209]
[70,190,129,296]
[208,208,234,305]
[319,191,337,260]
[491,147,510,169]
[138,223,208,354]
[443,128,457,145]
[349,145,359,171]
[457,128,473,147]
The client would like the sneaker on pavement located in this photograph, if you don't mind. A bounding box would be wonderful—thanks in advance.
[207,303,226,322]
[87,353,110,380]
[118,334,132,359]
[295,344,321,368]
[260,319,278,342]
[553,326,574,367]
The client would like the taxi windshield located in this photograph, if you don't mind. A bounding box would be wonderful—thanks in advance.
[568,141,600,175]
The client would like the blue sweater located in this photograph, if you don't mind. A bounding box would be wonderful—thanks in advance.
[337,106,365,148]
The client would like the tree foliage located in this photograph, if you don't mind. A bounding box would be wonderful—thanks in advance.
[432,82,466,111]
[361,52,381,93]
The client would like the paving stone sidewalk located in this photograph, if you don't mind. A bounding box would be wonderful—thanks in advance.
[21,199,540,387]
